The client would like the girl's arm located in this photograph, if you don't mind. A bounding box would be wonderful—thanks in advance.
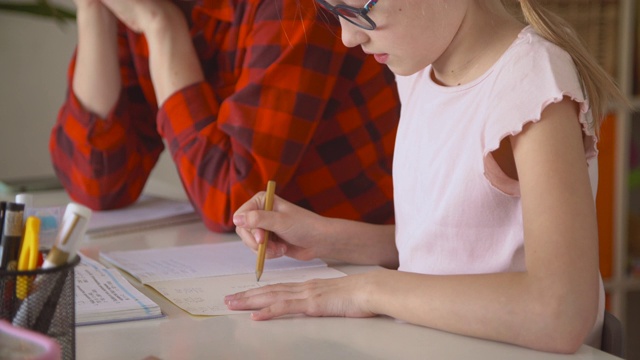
[228,98,600,354]
[368,98,600,352]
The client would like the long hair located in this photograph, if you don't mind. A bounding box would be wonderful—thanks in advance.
[504,0,629,135]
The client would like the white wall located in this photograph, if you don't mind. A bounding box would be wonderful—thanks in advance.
[0,6,183,197]
[0,9,76,179]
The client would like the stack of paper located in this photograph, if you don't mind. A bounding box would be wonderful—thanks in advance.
[100,242,346,316]
[75,255,163,326]
[86,195,200,238]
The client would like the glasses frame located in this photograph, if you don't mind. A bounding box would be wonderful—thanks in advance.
[315,0,379,31]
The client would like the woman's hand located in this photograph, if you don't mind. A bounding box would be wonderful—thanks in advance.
[100,0,182,33]
[97,0,202,105]
[225,272,380,320]
[233,193,331,261]
[73,0,106,12]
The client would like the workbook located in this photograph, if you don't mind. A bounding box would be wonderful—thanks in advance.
[75,255,163,326]
[86,195,200,238]
[99,242,346,316]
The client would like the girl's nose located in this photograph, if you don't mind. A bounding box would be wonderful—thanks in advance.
[339,20,369,48]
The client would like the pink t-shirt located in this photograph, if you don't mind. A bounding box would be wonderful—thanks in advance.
[393,26,604,346]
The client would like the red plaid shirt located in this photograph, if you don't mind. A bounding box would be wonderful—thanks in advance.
[50,0,400,232]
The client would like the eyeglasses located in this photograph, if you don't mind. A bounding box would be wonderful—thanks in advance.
[315,0,379,31]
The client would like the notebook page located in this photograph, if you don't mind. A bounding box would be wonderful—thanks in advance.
[100,242,327,284]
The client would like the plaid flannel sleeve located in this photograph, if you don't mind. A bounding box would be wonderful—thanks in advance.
[50,28,164,210]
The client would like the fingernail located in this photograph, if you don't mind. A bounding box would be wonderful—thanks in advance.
[233,214,245,226]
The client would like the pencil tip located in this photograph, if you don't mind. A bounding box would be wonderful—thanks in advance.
[255,270,262,282]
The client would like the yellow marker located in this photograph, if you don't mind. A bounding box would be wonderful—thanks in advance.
[255,180,276,281]
[17,216,40,300]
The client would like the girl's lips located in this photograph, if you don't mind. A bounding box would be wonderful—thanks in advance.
[373,53,389,64]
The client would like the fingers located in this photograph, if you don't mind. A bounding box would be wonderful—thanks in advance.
[235,224,259,251]
[234,190,270,215]
[99,0,142,31]
[233,191,322,260]
[233,196,280,229]
[225,283,310,320]
[234,192,290,257]
[235,220,286,258]
[100,0,180,33]
[251,299,310,320]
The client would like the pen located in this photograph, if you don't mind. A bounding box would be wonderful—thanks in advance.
[1,203,25,318]
[12,203,89,334]
[255,180,276,282]
[0,202,25,271]
[16,216,40,300]
[43,202,92,269]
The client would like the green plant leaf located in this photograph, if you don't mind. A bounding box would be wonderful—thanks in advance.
[0,1,76,23]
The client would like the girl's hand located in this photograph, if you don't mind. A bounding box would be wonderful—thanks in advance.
[233,193,331,261]
[224,273,378,320]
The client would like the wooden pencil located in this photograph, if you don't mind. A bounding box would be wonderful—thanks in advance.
[255,180,276,281]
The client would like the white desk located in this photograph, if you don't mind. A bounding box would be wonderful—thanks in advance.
[8,191,621,359]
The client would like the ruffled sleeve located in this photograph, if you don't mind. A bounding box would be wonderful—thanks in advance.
[482,28,597,196]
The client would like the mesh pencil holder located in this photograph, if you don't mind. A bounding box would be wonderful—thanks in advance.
[0,256,80,360]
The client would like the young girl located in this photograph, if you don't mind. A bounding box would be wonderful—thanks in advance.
[226,0,627,353]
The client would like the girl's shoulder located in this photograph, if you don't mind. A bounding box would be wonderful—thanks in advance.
[502,26,575,75]
[483,26,595,165]
[490,26,584,104]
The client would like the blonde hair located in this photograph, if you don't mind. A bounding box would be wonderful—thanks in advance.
[504,0,629,134]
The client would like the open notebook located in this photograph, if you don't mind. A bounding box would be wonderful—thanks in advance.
[75,255,163,326]
[100,242,346,316]
[86,195,200,238]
